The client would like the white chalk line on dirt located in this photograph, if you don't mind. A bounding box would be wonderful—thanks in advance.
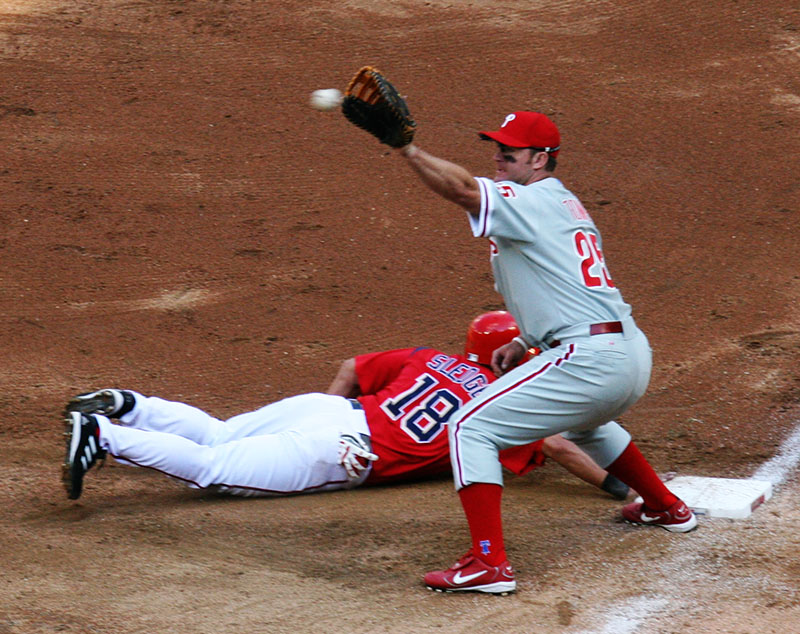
[586,597,669,634]
[752,424,800,485]
[579,420,800,634]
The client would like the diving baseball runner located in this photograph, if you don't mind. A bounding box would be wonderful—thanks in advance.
[61,312,625,501]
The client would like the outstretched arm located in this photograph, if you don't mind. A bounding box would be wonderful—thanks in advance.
[542,435,631,500]
[396,144,482,216]
[326,358,361,398]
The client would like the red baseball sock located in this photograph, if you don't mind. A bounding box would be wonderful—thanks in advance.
[458,483,507,566]
[606,442,677,511]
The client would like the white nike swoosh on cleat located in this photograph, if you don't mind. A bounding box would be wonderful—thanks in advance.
[639,512,661,522]
[673,504,692,520]
[452,570,487,584]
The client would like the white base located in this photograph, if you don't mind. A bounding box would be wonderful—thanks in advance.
[636,476,773,519]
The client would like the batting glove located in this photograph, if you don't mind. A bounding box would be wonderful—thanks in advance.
[338,433,378,480]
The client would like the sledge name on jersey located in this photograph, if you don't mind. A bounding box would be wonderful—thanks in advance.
[377,352,492,445]
[426,353,489,399]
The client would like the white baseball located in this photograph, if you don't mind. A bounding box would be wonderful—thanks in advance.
[309,88,343,112]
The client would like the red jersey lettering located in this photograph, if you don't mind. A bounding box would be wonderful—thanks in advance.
[355,348,545,483]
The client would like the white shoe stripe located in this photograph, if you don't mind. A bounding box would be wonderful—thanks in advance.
[452,570,487,584]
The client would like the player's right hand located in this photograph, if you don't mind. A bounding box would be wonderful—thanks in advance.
[491,340,528,376]
[337,433,378,480]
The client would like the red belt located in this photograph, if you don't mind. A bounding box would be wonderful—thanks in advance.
[548,321,623,348]
[589,321,623,336]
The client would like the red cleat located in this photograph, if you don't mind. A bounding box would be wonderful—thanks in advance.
[424,552,516,595]
[622,499,698,533]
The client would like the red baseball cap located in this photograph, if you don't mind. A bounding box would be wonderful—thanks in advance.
[479,111,561,157]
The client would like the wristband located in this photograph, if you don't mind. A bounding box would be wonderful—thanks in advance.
[601,474,630,500]
[512,336,529,350]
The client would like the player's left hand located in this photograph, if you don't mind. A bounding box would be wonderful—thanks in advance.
[341,65,416,148]
[338,433,378,480]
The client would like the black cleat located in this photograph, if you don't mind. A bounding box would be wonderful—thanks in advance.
[65,389,135,418]
[62,412,106,500]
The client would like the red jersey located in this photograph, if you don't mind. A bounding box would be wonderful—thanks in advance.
[355,348,545,484]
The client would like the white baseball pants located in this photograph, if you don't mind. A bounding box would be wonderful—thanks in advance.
[95,392,370,496]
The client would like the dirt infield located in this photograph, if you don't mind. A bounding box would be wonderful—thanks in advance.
[1,1,799,632]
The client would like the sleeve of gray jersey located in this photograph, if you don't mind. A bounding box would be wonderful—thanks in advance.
[470,177,540,240]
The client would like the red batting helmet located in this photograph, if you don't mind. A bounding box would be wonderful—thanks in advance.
[465,311,521,366]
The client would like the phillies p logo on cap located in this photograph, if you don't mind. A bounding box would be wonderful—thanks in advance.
[479,111,561,156]
[501,113,516,128]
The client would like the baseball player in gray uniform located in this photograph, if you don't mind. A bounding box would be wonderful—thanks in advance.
[391,111,696,595]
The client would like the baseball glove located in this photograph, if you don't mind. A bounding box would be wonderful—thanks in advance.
[341,66,416,148]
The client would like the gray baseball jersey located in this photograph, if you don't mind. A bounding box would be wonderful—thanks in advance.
[449,176,652,489]
[471,176,632,347]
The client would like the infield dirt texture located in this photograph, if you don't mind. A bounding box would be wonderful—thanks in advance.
[1,1,799,632]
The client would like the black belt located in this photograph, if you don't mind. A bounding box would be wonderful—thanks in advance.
[548,321,623,348]
[346,400,371,452]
